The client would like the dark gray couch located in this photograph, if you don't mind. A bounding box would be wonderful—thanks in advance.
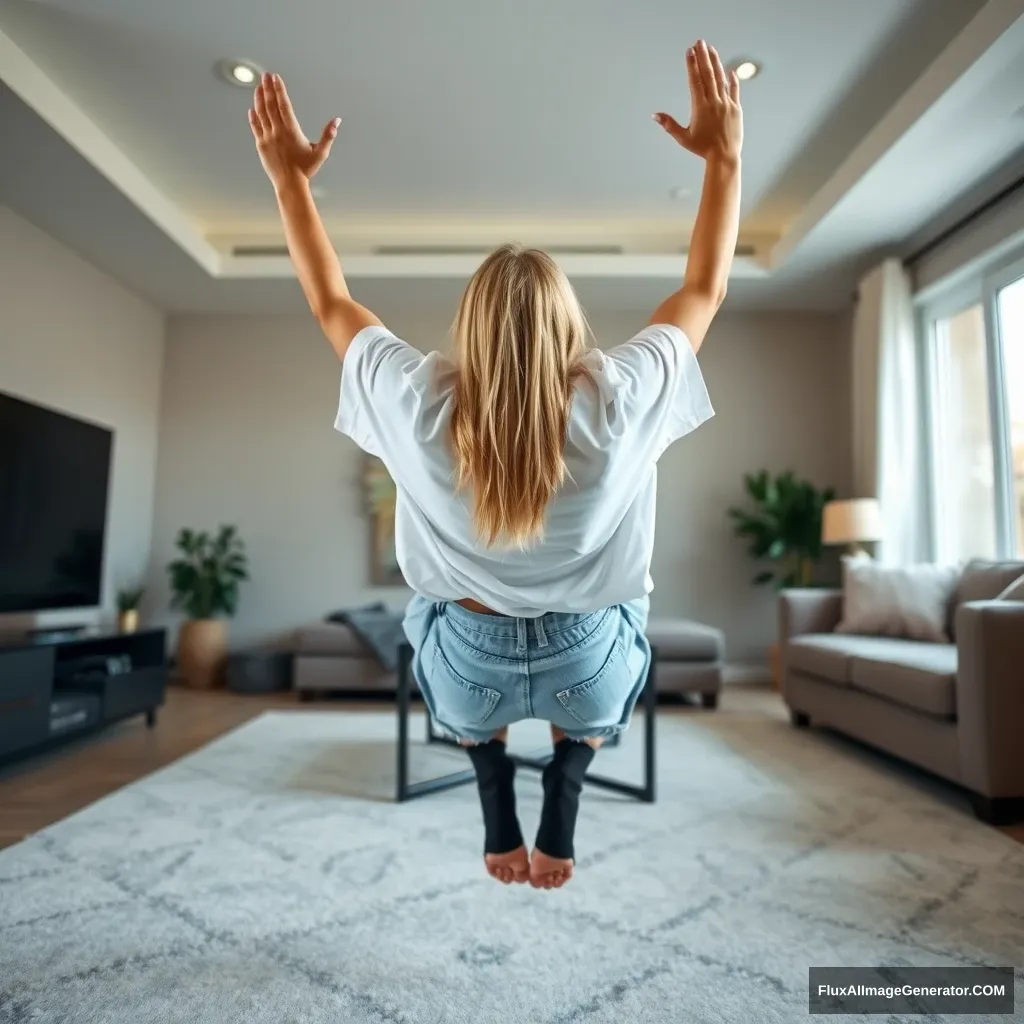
[293,617,725,704]
[780,560,1024,824]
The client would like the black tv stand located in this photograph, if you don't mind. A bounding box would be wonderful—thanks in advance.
[24,624,90,643]
[0,627,167,765]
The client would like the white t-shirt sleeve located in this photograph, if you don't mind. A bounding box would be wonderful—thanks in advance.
[334,326,426,459]
[601,323,714,459]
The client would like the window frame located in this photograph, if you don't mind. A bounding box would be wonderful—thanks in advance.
[916,244,1024,560]
[985,250,1024,557]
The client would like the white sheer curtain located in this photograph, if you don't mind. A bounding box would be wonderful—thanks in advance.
[851,258,928,565]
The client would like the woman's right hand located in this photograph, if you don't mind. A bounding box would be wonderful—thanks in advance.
[654,40,743,165]
[249,72,341,192]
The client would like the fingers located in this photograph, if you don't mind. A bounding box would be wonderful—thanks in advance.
[729,68,741,104]
[253,82,270,134]
[310,118,342,173]
[686,45,705,103]
[653,112,692,151]
[247,107,265,142]
[317,118,341,151]
[260,73,285,129]
[696,40,719,101]
[252,73,304,140]
[271,73,302,131]
[709,44,729,100]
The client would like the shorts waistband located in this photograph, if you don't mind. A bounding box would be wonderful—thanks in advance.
[438,600,604,639]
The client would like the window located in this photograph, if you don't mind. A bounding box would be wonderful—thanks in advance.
[997,275,1024,553]
[921,254,1024,561]
[930,302,997,562]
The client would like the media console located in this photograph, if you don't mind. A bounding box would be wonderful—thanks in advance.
[0,627,167,764]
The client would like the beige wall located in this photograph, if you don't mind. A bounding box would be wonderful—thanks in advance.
[0,205,165,630]
[155,307,851,664]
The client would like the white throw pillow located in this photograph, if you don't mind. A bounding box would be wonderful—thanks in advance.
[836,556,961,642]
[997,574,1024,602]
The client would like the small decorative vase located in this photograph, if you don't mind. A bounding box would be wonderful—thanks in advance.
[177,619,228,689]
[118,609,139,634]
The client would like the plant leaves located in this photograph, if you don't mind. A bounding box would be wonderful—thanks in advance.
[167,525,249,619]
[730,470,837,583]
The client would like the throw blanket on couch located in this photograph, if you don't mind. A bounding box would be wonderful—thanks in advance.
[326,602,406,671]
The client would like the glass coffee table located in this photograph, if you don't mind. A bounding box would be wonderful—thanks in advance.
[394,642,657,804]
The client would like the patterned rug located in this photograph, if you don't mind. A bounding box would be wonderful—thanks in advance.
[1,707,1021,1023]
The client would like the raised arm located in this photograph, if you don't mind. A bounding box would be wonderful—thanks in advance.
[649,41,743,353]
[249,73,382,360]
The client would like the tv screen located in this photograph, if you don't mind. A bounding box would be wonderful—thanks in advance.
[0,392,113,613]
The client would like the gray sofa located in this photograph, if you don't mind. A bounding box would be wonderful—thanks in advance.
[293,617,724,705]
[780,560,1024,825]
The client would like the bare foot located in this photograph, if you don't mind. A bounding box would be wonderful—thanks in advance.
[529,847,574,889]
[485,845,530,885]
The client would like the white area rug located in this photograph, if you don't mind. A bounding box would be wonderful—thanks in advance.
[1,708,1022,1023]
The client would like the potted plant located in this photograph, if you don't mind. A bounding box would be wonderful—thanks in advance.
[728,470,835,687]
[116,586,145,634]
[167,525,249,689]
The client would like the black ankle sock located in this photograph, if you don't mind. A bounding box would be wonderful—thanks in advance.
[535,738,596,861]
[465,739,524,855]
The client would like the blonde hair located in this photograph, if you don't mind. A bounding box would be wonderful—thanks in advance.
[450,244,590,548]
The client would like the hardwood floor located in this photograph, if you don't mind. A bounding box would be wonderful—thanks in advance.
[0,685,1021,850]
[0,685,297,850]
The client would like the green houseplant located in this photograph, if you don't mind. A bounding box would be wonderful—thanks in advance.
[727,470,836,589]
[728,470,835,690]
[167,525,249,688]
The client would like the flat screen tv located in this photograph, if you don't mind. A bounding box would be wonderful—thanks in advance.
[0,391,113,613]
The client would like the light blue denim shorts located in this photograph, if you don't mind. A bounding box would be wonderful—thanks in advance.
[402,595,651,744]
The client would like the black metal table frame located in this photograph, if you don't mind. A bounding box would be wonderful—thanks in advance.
[395,642,656,804]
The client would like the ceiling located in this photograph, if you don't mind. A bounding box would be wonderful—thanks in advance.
[1,0,1023,315]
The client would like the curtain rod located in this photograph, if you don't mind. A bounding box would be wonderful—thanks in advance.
[904,172,1024,267]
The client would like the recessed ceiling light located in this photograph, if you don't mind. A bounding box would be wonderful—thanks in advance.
[215,58,264,87]
[670,186,692,201]
[310,185,327,199]
[733,60,761,82]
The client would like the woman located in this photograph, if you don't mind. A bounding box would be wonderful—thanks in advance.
[249,39,742,890]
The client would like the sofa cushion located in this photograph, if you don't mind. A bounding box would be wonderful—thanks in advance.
[646,619,724,662]
[786,634,862,684]
[950,559,1024,639]
[836,556,960,642]
[294,623,371,658]
[848,640,957,718]
[297,617,725,663]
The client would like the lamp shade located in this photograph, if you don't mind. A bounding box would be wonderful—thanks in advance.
[822,499,883,545]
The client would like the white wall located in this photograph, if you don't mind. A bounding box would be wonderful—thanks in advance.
[0,205,165,630]
[155,306,851,664]
[656,311,851,662]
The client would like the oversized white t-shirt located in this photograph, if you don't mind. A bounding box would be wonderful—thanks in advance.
[335,324,713,617]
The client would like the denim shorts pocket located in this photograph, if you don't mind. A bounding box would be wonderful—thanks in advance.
[429,640,501,728]
[555,637,628,728]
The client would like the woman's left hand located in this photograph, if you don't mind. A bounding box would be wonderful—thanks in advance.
[249,73,340,191]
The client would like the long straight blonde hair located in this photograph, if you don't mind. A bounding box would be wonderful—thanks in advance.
[450,244,590,548]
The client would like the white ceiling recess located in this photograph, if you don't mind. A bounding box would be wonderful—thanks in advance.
[1,0,1023,314]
